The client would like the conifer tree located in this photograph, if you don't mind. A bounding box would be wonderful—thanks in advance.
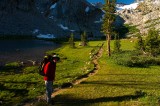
[113,34,121,53]
[69,33,75,48]
[135,33,145,53]
[81,31,88,46]
[101,0,116,56]
[145,28,160,56]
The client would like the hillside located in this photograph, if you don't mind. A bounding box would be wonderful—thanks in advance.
[0,0,159,38]
[0,0,104,38]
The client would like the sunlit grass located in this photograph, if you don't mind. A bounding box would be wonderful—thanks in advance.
[47,42,100,86]
[0,40,160,106]
[0,41,101,105]
[53,40,160,106]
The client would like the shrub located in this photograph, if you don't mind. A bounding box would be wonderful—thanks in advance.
[0,62,22,74]
[112,51,160,67]
[113,34,121,53]
[80,31,88,46]
[68,33,75,48]
[145,28,160,56]
[135,33,145,53]
[5,62,21,68]
[124,24,140,35]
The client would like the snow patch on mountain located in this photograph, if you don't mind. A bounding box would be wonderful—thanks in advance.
[117,3,139,10]
[58,24,68,30]
[85,6,90,12]
[37,34,56,39]
[33,29,39,34]
[94,18,103,23]
[50,3,57,9]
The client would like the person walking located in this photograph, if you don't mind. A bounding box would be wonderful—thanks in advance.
[43,55,59,104]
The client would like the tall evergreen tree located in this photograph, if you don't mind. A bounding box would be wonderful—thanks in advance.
[135,33,145,53]
[145,28,160,56]
[69,33,75,48]
[101,0,116,57]
[81,31,88,46]
[113,34,121,53]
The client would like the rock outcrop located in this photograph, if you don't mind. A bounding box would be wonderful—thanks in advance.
[118,0,160,34]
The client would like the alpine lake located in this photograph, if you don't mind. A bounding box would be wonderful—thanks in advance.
[0,39,60,65]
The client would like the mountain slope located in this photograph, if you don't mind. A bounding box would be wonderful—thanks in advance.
[48,0,104,38]
[117,0,160,34]
[0,0,104,38]
[0,0,68,37]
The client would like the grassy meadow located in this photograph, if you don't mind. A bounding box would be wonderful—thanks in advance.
[0,41,100,105]
[52,39,160,106]
[0,39,160,106]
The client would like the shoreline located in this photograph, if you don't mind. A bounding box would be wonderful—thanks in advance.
[0,39,61,66]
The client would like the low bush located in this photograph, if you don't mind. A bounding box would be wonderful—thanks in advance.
[112,51,160,67]
[5,62,21,68]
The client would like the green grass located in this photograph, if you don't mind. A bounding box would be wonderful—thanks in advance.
[47,42,102,86]
[0,40,160,106]
[0,66,44,105]
[51,40,160,106]
[0,42,101,105]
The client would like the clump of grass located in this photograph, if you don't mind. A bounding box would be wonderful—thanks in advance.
[0,62,22,74]
[5,62,21,68]
[23,66,38,74]
[141,94,160,106]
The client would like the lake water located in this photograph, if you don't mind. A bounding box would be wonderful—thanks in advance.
[0,39,60,65]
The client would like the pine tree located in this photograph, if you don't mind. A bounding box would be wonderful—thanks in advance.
[101,0,116,56]
[81,31,88,46]
[135,33,145,53]
[113,34,121,53]
[69,33,75,48]
[145,28,160,56]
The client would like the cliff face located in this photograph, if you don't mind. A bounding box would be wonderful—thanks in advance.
[0,0,105,38]
[118,0,160,34]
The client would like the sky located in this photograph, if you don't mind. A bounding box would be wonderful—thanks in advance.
[87,0,135,4]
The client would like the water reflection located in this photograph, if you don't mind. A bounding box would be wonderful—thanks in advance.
[0,39,60,65]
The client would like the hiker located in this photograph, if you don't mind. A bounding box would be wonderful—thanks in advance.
[43,54,59,104]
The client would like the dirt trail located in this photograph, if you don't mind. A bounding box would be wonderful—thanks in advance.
[52,43,104,97]
[51,43,104,100]
[24,43,104,106]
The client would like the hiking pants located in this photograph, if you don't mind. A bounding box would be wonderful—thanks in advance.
[45,81,53,103]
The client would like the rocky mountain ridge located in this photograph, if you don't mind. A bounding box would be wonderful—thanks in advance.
[118,0,160,34]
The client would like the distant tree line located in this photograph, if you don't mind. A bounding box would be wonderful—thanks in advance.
[68,31,88,48]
